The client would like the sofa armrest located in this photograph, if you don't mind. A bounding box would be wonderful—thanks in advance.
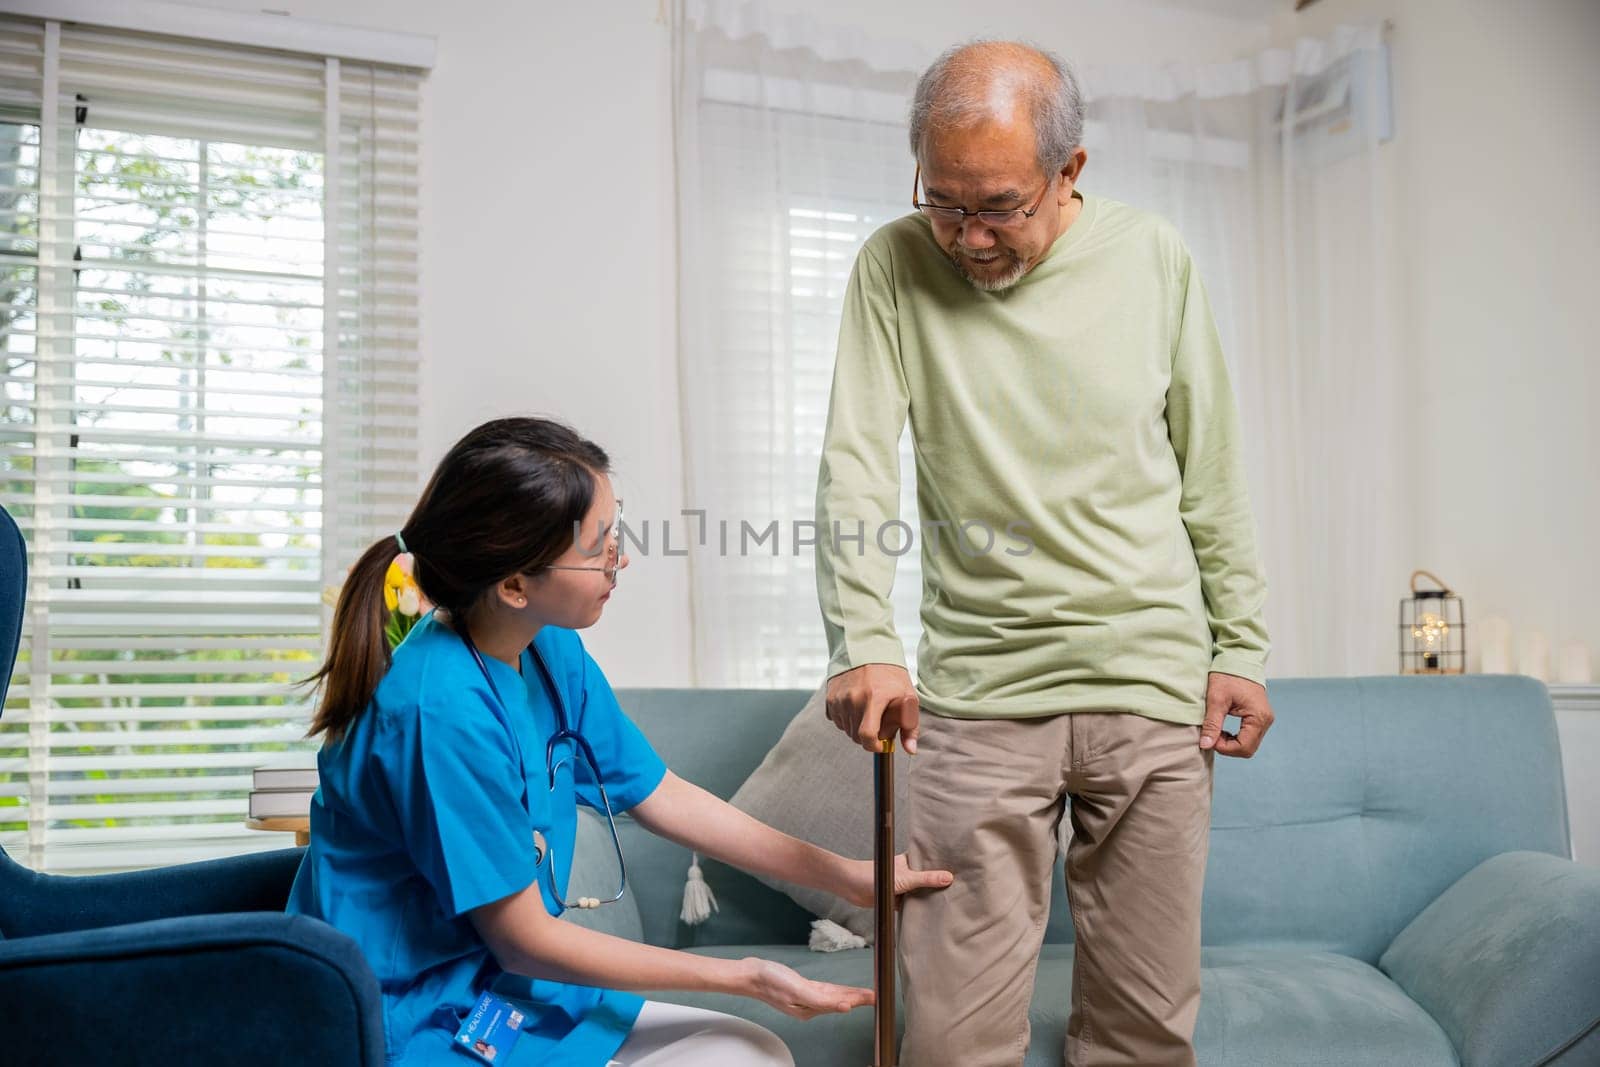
[1379,850,1600,1067]
[0,911,383,1067]
[0,845,306,938]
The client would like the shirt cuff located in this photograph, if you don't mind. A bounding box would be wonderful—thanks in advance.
[827,636,908,681]
[1210,650,1267,687]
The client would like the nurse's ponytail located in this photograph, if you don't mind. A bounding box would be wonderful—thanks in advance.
[305,417,610,741]
[306,533,407,742]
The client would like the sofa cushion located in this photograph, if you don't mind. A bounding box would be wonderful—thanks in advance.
[643,945,1457,1067]
[1194,948,1456,1067]
[1202,676,1570,963]
[1379,851,1600,1067]
[728,686,911,939]
[615,688,819,948]
[560,808,643,942]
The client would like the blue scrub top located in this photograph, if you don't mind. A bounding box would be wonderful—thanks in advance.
[286,612,667,1066]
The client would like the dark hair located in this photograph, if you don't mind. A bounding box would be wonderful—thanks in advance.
[305,416,610,741]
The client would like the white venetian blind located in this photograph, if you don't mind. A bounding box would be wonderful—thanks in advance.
[0,17,421,872]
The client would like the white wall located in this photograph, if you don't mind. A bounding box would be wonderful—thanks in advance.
[1268,0,1599,865]
[1270,0,1600,681]
[163,0,1269,684]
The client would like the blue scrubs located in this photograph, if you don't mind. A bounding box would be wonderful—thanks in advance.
[287,613,667,1066]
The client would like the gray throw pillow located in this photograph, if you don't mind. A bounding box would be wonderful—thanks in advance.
[729,685,911,940]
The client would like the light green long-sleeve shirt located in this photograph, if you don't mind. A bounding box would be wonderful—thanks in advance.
[814,193,1269,725]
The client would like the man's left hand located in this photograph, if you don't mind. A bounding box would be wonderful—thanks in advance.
[1200,672,1274,758]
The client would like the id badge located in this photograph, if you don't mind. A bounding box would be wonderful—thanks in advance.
[453,991,524,1063]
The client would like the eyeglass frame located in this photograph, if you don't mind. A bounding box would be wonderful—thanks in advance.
[546,498,625,581]
[912,162,1055,228]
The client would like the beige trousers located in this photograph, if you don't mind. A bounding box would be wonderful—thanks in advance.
[899,710,1214,1067]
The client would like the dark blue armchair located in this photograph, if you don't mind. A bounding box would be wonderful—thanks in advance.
[0,505,385,1066]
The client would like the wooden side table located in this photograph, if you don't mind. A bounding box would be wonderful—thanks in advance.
[246,815,310,847]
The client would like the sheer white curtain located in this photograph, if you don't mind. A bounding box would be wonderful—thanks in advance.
[1080,24,1405,676]
[674,7,1404,684]
[672,1,925,687]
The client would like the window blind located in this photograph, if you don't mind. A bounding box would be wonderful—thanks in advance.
[0,17,421,872]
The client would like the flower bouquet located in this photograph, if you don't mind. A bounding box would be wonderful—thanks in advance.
[322,554,430,651]
[383,557,426,649]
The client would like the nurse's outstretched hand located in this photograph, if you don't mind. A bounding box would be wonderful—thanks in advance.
[743,957,874,1020]
[840,853,954,909]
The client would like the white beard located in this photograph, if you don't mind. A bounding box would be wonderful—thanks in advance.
[949,248,1028,291]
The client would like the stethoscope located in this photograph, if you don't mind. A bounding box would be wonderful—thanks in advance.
[458,627,629,913]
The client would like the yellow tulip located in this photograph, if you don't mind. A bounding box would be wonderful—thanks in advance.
[384,560,408,612]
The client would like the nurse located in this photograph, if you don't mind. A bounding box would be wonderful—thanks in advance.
[289,416,952,1066]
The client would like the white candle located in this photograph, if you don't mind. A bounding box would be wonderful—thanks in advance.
[1478,616,1512,673]
[1517,631,1549,682]
[1556,642,1592,685]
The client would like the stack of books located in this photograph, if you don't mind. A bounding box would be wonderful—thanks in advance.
[249,757,320,820]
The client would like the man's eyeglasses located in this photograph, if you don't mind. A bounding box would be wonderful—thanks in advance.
[912,163,1053,229]
[548,499,624,581]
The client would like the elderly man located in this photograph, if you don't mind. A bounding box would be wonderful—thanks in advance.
[815,40,1274,1067]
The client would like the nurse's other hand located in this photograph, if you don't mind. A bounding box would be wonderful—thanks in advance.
[840,853,954,909]
[742,958,874,1020]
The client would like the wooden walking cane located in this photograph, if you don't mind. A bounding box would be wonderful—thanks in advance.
[873,737,896,1067]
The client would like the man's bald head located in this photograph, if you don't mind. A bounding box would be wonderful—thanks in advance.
[909,40,1085,175]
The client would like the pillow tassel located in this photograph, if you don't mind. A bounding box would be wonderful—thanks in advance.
[680,852,719,926]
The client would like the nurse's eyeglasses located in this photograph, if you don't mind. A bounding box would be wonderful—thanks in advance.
[546,499,625,582]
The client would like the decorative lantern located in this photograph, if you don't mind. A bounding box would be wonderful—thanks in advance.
[1399,570,1466,674]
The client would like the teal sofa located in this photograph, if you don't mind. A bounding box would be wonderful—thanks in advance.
[615,677,1600,1067]
[3,665,1593,1064]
